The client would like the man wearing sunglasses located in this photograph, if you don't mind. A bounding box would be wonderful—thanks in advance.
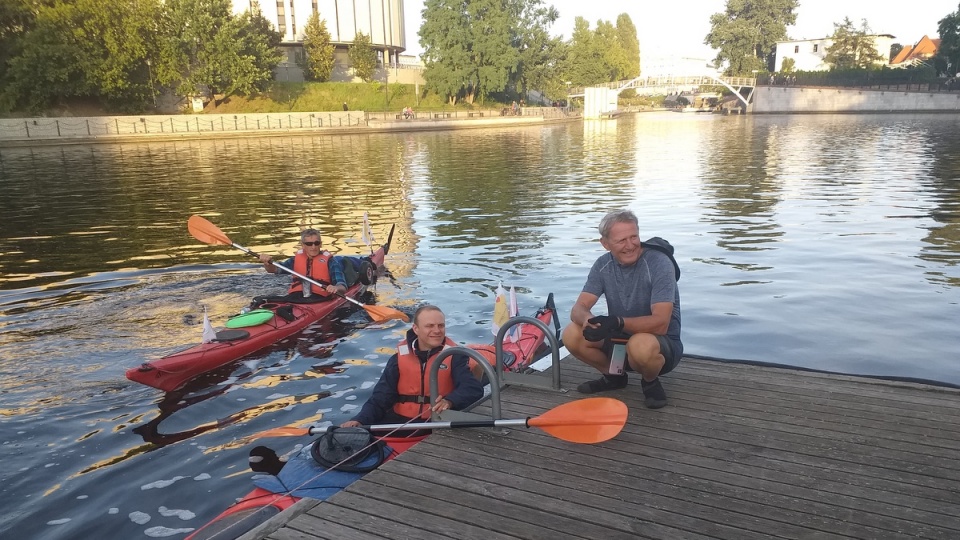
[258,229,347,302]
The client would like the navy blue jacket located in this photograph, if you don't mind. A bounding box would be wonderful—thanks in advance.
[349,329,483,425]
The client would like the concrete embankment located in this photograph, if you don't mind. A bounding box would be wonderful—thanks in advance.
[0,108,579,147]
[752,85,960,114]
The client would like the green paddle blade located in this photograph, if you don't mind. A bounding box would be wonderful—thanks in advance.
[225,309,275,328]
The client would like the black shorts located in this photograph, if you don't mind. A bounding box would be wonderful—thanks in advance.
[603,333,682,376]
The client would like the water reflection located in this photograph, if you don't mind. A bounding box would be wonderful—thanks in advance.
[2,113,960,539]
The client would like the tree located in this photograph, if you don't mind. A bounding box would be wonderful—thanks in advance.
[155,0,279,101]
[301,11,335,81]
[349,30,378,82]
[615,13,640,78]
[889,43,903,63]
[513,1,563,100]
[596,20,630,81]
[419,0,520,105]
[705,0,798,75]
[823,17,885,70]
[563,17,607,85]
[230,5,282,95]
[780,56,795,73]
[936,3,960,76]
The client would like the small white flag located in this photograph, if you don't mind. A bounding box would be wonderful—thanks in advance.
[202,306,217,343]
[361,212,376,249]
[492,282,509,337]
[507,286,521,343]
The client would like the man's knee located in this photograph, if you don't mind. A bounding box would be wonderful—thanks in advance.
[626,334,663,366]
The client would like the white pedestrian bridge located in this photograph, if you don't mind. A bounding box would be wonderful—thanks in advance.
[570,75,757,117]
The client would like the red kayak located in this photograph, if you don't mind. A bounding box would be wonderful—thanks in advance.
[185,434,426,540]
[127,226,394,392]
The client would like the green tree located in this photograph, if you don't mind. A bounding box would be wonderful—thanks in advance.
[823,17,885,70]
[563,17,607,85]
[349,30,378,82]
[230,5,283,95]
[156,0,279,101]
[780,56,795,73]
[705,0,798,75]
[420,0,521,104]
[596,20,630,81]
[936,4,960,76]
[513,1,563,100]
[615,13,640,78]
[301,12,335,81]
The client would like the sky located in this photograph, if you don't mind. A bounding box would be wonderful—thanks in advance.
[401,0,958,59]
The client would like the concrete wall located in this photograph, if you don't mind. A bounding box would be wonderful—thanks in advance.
[0,112,364,141]
[752,86,960,113]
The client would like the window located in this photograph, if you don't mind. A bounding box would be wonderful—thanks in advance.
[813,44,819,53]
[794,45,799,54]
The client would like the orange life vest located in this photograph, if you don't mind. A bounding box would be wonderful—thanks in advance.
[288,251,333,296]
[393,336,457,418]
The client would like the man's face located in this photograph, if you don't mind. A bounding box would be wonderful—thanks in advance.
[600,221,642,266]
[412,309,446,351]
[302,234,322,257]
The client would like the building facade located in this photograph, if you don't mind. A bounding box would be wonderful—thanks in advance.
[774,35,895,72]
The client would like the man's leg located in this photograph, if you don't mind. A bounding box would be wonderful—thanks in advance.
[563,323,628,394]
[626,333,668,409]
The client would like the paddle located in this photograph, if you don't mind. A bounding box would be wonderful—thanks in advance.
[187,215,409,323]
[254,397,628,444]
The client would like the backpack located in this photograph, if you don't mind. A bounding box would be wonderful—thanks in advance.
[310,427,387,473]
[642,237,681,281]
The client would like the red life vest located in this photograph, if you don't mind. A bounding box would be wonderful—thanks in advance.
[288,251,333,296]
[393,336,457,418]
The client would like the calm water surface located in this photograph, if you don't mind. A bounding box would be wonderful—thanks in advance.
[1,112,959,538]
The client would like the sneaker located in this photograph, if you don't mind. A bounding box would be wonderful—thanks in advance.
[577,374,628,394]
[641,378,667,409]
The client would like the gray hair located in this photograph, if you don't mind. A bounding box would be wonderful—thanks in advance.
[598,210,638,239]
[413,304,444,325]
[300,228,321,243]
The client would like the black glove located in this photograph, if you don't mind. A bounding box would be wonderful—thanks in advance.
[582,315,623,342]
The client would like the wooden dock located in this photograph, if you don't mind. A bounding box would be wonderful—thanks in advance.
[243,357,960,539]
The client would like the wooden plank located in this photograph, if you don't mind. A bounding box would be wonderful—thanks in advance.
[255,357,960,540]
[419,428,956,539]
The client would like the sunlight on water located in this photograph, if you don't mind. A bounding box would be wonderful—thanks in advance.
[1,113,959,538]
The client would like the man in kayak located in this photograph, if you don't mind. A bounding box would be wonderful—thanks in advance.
[562,210,683,409]
[257,228,348,302]
[341,305,483,431]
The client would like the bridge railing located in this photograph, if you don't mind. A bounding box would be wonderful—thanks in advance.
[569,76,756,96]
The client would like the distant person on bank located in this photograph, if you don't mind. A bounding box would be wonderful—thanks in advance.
[341,305,483,431]
[562,210,683,408]
[257,228,347,303]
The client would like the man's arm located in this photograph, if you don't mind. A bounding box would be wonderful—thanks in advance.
[442,355,484,410]
[622,302,673,336]
[327,257,347,294]
[346,356,400,425]
[570,291,600,327]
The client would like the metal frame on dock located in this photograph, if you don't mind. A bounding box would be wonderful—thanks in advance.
[428,314,564,422]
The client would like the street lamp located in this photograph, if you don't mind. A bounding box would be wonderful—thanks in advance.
[146,58,157,109]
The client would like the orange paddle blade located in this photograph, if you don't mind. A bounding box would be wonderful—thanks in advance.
[528,397,628,443]
[254,426,311,438]
[363,303,410,323]
[188,215,233,246]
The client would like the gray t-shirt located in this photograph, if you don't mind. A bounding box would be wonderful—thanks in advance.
[582,249,682,344]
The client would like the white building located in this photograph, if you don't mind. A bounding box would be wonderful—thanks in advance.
[642,54,719,78]
[232,0,409,81]
[774,35,895,72]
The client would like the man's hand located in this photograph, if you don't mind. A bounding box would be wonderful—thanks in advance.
[431,396,452,413]
[582,315,623,342]
[340,420,361,428]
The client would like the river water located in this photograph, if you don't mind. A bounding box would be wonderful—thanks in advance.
[1,112,959,538]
